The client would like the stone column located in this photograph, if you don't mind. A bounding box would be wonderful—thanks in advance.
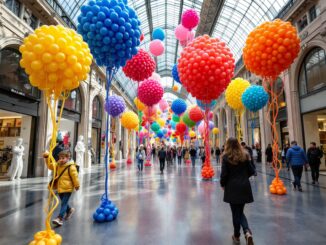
[226,107,234,138]
[241,110,249,144]
[259,107,272,164]
[115,118,121,161]
[218,109,224,147]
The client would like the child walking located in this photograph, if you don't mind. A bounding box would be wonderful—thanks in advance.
[44,150,80,226]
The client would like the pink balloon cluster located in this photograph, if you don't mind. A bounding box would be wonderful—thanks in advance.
[138,79,164,107]
[181,9,200,30]
[159,99,169,111]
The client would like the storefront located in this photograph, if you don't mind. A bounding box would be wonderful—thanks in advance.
[91,96,102,164]
[247,111,261,147]
[58,89,81,159]
[299,47,326,169]
[0,47,39,178]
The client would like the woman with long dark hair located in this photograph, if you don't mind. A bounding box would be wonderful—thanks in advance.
[220,137,255,245]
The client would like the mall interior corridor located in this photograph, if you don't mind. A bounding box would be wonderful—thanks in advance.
[0,161,325,245]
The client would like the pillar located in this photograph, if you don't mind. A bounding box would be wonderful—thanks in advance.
[226,107,235,138]
[259,106,272,164]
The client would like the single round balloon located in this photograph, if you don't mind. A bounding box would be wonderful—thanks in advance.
[105,95,126,117]
[121,111,139,130]
[182,111,196,128]
[156,118,165,127]
[172,63,181,84]
[212,127,219,134]
[176,122,187,134]
[242,85,269,112]
[77,0,141,68]
[225,78,251,110]
[172,114,180,122]
[149,40,165,57]
[152,28,165,41]
[151,122,160,132]
[138,79,164,106]
[178,35,235,101]
[172,84,179,92]
[243,19,300,78]
[123,49,155,82]
[175,24,192,42]
[150,72,161,82]
[159,99,169,111]
[189,130,196,138]
[181,9,200,30]
[189,106,204,122]
[171,99,187,115]
[19,25,92,94]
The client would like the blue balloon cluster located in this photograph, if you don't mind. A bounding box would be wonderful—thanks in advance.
[242,85,269,112]
[171,99,187,115]
[152,28,165,41]
[156,130,164,138]
[172,64,181,84]
[93,198,119,223]
[77,0,141,68]
[197,99,217,110]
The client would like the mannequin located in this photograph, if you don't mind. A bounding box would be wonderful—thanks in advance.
[9,138,25,181]
[75,135,85,169]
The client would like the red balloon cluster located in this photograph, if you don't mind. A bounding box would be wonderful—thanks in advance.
[201,165,214,179]
[189,106,204,122]
[178,35,235,101]
[176,122,187,134]
[243,19,300,78]
[123,49,156,82]
[138,79,164,106]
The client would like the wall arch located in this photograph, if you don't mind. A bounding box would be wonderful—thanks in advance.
[0,37,23,49]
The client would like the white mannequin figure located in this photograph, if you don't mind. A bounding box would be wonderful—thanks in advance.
[75,135,85,169]
[9,138,24,181]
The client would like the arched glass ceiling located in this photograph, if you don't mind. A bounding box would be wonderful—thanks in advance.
[57,0,290,101]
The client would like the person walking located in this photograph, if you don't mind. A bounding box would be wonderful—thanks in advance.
[307,142,323,185]
[137,145,146,172]
[265,144,273,167]
[286,141,308,192]
[189,145,197,167]
[241,142,256,175]
[215,147,221,164]
[158,146,167,174]
[177,146,183,165]
[220,137,255,245]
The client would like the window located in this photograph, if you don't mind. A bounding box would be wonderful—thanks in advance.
[5,0,21,17]
[0,48,40,98]
[63,89,81,112]
[297,15,308,32]
[299,47,326,96]
[92,96,102,120]
[309,5,320,22]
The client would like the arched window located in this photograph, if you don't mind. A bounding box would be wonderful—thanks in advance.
[0,47,40,98]
[64,89,81,113]
[92,96,102,121]
[299,47,326,96]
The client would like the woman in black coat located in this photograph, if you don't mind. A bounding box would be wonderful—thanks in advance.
[220,137,255,245]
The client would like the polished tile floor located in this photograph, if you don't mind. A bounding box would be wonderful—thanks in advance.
[0,159,325,245]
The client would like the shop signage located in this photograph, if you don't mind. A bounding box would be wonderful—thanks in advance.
[11,88,25,96]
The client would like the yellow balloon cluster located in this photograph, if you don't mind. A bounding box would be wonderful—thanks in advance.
[19,25,92,95]
[29,230,62,245]
[121,111,139,130]
[189,130,196,138]
[225,78,250,110]
[212,127,219,134]
[157,118,165,127]
[134,97,145,111]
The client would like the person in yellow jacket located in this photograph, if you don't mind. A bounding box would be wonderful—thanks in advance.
[44,150,80,226]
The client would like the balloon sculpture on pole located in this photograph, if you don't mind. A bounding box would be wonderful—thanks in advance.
[225,78,250,141]
[105,95,126,169]
[138,79,164,166]
[19,25,92,244]
[121,111,139,164]
[178,35,234,179]
[77,0,141,221]
[243,19,300,195]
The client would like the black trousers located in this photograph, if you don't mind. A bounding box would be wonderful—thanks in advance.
[310,164,320,182]
[159,159,165,172]
[177,156,182,165]
[291,165,303,188]
[230,204,250,237]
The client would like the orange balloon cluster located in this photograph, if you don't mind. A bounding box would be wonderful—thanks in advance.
[243,19,300,78]
[269,177,287,195]
[201,165,214,179]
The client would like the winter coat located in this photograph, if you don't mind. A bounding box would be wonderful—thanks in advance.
[158,149,167,160]
[307,147,323,165]
[265,147,273,162]
[220,155,255,204]
[286,145,308,166]
[189,148,197,157]
[46,160,80,193]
